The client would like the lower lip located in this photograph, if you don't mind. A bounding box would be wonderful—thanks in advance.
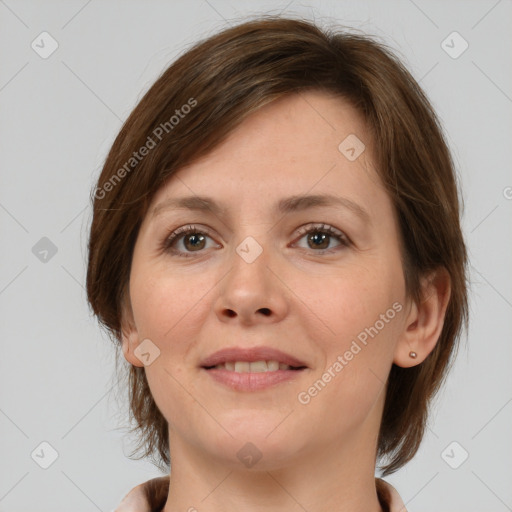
[202,368,306,391]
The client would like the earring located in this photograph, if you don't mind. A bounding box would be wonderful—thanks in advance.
[409,351,417,359]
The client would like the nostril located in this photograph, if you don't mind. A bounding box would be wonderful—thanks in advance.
[259,308,271,316]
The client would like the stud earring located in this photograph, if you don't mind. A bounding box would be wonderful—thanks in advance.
[409,351,417,359]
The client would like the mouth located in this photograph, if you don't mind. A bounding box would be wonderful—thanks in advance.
[200,346,308,371]
[203,360,306,372]
[200,346,308,391]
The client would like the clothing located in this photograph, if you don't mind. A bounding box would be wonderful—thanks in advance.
[376,478,408,512]
[114,476,407,512]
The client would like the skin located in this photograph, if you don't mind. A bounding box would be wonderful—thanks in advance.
[120,90,451,512]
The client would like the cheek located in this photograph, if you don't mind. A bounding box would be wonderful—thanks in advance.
[295,271,401,426]
[130,275,173,339]
[129,263,217,351]
[129,268,214,427]
[294,259,403,349]
[292,260,404,414]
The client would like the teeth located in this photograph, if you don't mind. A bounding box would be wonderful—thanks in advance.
[267,360,279,371]
[234,361,250,373]
[213,360,292,372]
[249,360,267,372]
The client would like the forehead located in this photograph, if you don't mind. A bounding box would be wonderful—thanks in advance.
[148,90,384,219]
[199,90,374,168]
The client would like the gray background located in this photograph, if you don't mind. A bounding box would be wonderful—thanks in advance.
[1,1,511,511]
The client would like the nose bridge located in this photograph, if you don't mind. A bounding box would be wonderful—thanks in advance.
[229,231,272,296]
[214,230,287,323]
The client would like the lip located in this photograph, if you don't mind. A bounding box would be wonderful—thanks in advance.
[200,346,308,369]
[203,368,306,391]
[200,346,308,392]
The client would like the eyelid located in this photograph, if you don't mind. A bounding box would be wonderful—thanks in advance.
[292,223,350,246]
[289,223,351,256]
[161,224,217,251]
[161,222,351,257]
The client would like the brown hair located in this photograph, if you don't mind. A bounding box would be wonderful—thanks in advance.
[86,15,468,476]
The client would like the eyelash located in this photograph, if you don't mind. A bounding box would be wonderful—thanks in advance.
[161,223,351,258]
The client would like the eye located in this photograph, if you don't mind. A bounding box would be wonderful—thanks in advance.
[292,223,350,254]
[161,223,350,258]
[161,224,218,257]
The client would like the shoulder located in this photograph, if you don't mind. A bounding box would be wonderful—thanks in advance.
[114,476,169,512]
[375,478,407,512]
[116,476,404,512]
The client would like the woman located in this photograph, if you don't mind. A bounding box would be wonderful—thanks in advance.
[86,16,468,512]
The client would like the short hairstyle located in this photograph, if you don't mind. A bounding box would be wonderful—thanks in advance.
[86,15,469,476]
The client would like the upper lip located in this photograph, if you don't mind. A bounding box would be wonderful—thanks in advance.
[200,346,308,368]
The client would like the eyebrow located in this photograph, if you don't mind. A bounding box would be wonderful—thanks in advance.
[151,193,371,224]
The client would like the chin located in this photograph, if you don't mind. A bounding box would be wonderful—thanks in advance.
[192,413,306,470]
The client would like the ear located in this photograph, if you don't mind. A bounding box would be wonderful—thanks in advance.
[120,292,145,368]
[394,267,451,368]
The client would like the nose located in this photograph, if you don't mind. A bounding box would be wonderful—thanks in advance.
[214,240,289,326]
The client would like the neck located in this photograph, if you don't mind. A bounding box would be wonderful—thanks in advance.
[162,428,383,512]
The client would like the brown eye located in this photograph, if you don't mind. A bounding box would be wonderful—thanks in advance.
[181,232,207,251]
[306,231,330,250]
[293,223,349,253]
[162,225,218,257]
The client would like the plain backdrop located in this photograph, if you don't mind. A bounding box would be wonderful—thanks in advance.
[1,1,511,511]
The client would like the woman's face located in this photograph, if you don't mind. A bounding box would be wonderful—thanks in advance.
[123,90,412,469]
